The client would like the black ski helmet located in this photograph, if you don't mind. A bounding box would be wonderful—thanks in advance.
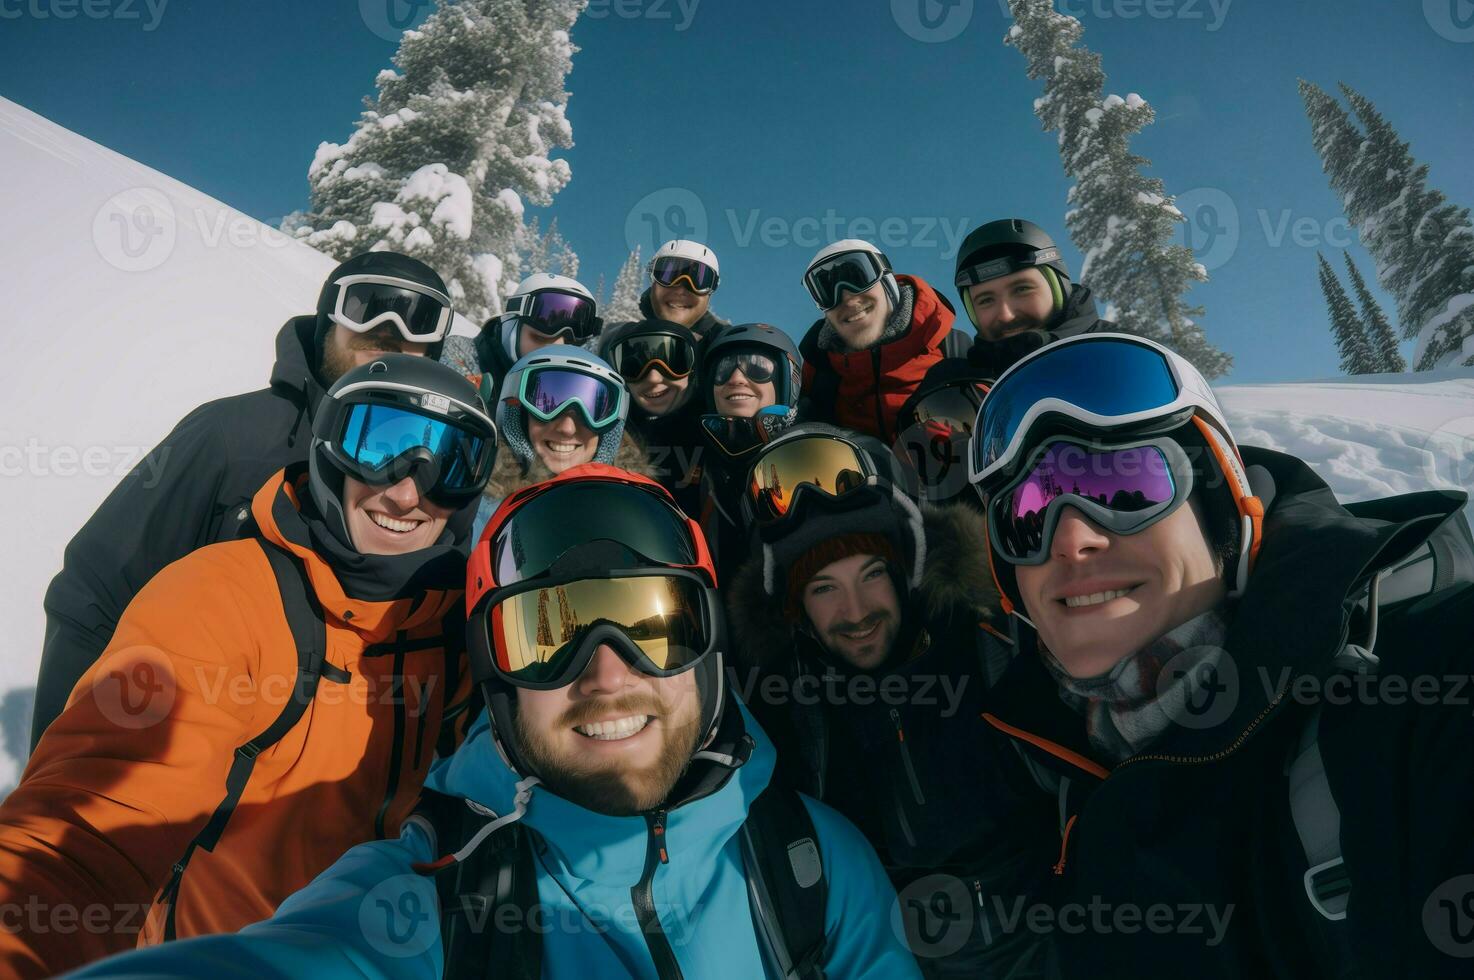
[701,322,803,411]
[308,354,495,547]
[953,219,1071,327]
[314,251,454,364]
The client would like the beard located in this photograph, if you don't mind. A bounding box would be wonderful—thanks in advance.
[513,692,703,816]
[821,610,900,670]
[319,324,414,386]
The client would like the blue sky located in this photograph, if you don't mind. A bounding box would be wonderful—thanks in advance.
[2,0,1471,382]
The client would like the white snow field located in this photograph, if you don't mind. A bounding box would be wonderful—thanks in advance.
[1,97,1473,789]
[0,97,479,783]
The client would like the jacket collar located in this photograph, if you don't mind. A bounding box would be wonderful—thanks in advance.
[426,698,773,888]
[252,466,463,642]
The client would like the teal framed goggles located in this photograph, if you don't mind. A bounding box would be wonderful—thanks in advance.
[517,366,627,431]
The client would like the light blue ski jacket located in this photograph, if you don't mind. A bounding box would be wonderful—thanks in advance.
[72,702,920,979]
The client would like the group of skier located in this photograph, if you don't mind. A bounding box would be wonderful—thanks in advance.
[3,217,1471,979]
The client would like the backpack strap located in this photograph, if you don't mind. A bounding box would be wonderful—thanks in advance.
[740,783,829,980]
[156,539,336,940]
[1286,707,1350,922]
[412,788,542,980]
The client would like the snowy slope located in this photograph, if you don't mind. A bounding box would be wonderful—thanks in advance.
[1218,368,1474,510]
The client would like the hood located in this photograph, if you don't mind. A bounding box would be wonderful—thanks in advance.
[983,445,1468,775]
[1049,281,1109,338]
[484,433,657,503]
[270,317,327,449]
[636,287,729,340]
[799,274,956,362]
[727,502,1003,673]
[424,696,774,888]
[253,464,467,629]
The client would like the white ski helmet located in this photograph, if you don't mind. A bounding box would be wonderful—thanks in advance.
[497,273,600,360]
[803,239,900,312]
[650,239,721,290]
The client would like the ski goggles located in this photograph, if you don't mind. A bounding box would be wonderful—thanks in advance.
[608,333,697,381]
[314,399,497,502]
[506,290,600,343]
[700,407,787,458]
[745,434,879,526]
[517,366,626,431]
[331,275,454,343]
[711,351,778,386]
[803,250,887,310]
[898,383,989,489]
[481,572,717,689]
[651,256,719,294]
[971,335,1225,487]
[987,435,1194,566]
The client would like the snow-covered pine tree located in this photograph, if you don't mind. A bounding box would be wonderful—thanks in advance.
[1342,252,1405,372]
[292,0,585,324]
[1004,0,1230,378]
[1317,254,1378,375]
[524,217,580,279]
[1300,81,1474,368]
[605,247,644,324]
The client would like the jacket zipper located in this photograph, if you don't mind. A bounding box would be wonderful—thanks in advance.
[1042,677,1293,880]
[632,809,684,980]
[890,709,927,805]
[374,644,408,839]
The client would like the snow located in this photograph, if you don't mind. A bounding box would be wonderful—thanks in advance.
[0,98,480,782]
[1218,370,1474,514]
[1422,291,1474,336]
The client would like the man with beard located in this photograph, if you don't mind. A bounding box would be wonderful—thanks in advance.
[72,467,920,980]
[798,240,969,444]
[727,424,1058,978]
[31,252,451,747]
[954,218,1113,379]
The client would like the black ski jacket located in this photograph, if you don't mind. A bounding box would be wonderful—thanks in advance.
[981,447,1474,979]
[33,317,327,748]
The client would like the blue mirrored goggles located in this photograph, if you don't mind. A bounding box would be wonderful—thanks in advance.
[972,337,1186,483]
[517,367,626,431]
[323,400,497,500]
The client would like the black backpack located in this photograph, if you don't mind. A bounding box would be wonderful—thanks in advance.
[412,780,829,980]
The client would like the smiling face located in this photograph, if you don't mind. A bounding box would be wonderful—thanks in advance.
[800,553,903,672]
[966,267,1056,343]
[320,323,428,386]
[823,280,891,351]
[513,643,702,815]
[526,408,599,474]
[650,281,711,327]
[341,473,454,555]
[713,365,777,418]
[1014,499,1226,678]
[630,366,692,417]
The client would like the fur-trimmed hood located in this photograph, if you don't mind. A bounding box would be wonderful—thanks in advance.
[483,434,657,503]
[725,502,1001,672]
